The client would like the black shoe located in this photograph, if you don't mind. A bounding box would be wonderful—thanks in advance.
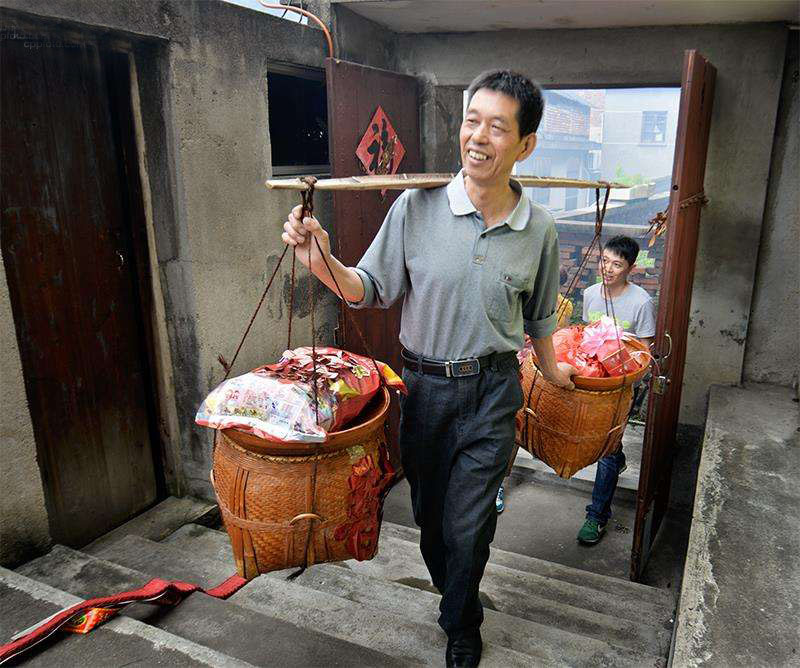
[446,631,482,667]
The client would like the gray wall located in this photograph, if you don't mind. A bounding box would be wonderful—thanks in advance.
[743,38,799,390]
[0,255,51,566]
[395,24,789,425]
[0,0,341,512]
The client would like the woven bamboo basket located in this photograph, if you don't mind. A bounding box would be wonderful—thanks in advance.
[211,387,394,579]
[515,337,649,479]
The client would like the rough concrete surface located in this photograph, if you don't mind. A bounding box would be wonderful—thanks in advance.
[0,566,255,667]
[18,545,402,668]
[164,523,667,666]
[385,469,638,581]
[0,255,50,568]
[743,38,799,389]
[672,383,800,667]
[90,533,534,667]
[83,495,215,554]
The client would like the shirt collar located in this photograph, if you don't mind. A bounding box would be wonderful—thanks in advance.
[446,169,530,231]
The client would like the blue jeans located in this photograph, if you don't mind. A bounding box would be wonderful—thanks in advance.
[585,449,626,525]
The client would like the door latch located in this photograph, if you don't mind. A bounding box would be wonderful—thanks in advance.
[652,375,671,395]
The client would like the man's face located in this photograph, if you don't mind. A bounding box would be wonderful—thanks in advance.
[600,249,632,287]
[460,88,535,184]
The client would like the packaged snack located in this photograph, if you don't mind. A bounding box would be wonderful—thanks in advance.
[196,347,406,443]
[520,316,642,380]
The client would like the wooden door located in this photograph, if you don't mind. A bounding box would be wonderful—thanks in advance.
[630,51,716,580]
[325,58,422,469]
[1,30,161,546]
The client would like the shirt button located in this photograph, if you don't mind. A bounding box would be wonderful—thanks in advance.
[473,255,485,264]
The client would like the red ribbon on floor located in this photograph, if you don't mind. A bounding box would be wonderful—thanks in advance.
[0,574,247,664]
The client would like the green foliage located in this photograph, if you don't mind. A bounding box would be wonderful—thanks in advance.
[613,166,646,187]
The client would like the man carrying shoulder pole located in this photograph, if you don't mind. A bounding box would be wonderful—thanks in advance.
[282,70,576,667]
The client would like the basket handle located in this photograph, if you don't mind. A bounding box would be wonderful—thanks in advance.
[289,513,324,526]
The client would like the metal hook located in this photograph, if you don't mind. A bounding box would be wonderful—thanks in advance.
[659,332,673,362]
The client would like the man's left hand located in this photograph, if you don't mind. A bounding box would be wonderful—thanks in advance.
[546,362,578,390]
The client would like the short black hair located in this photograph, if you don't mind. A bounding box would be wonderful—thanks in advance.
[466,70,544,137]
[603,235,640,268]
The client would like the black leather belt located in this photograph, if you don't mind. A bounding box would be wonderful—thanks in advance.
[401,347,517,377]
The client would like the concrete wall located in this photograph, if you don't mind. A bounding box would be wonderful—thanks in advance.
[394,23,789,425]
[0,0,341,510]
[0,255,51,567]
[332,4,396,70]
[743,37,799,390]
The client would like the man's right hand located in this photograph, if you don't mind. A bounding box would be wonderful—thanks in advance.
[282,204,332,270]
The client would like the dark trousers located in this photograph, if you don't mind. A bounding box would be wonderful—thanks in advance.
[398,356,522,638]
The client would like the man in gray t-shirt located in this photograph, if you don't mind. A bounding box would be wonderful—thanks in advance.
[283,70,575,666]
[583,279,656,339]
[577,236,656,546]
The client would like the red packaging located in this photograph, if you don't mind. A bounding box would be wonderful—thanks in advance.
[596,341,639,377]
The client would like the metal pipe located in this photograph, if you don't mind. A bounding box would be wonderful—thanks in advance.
[258,2,334,58]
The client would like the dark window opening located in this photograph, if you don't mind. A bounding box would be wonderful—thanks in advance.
[267,64,329,175]
[641,110,667,144]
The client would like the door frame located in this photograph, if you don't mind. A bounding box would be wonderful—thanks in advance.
[0,16,177,534]
[630,50,716,581]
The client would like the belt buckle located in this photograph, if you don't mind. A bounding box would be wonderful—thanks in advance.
[446,357,480,378]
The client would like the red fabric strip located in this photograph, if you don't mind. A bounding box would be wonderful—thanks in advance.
[0,574,247,664]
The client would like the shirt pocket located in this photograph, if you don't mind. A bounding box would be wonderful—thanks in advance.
[485,271,527,323]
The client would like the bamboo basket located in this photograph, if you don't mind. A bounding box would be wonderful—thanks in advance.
[515,337,649,478]
[211,387,394,579]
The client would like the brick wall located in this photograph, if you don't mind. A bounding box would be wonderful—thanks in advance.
[556,221,666,322]
[542,100,589,137]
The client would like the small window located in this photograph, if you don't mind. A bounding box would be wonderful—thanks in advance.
[641,111,667,144]
[267,64,329,176]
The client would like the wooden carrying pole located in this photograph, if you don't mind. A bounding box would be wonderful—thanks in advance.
[266,173,626,191]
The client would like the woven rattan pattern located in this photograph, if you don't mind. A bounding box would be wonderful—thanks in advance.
[213,428,387,579]
[515,355,632,479]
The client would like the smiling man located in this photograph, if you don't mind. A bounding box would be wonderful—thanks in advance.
[282,70,574,667]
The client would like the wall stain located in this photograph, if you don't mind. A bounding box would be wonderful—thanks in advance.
[282,273,329,319]
[719,327,746,346]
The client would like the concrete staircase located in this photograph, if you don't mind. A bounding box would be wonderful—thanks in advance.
[4,497,675,666]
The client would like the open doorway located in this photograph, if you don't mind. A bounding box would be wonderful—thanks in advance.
[454,85,681,579]
[514,87,680,495]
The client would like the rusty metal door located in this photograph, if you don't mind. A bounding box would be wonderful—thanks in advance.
[325,58,422,469]
[1,30,162,546]
[630,51,716,580]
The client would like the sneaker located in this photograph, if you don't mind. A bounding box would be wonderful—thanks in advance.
[495,484,505,514]
[577,518,607,544]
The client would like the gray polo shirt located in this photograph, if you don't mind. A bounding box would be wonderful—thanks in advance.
[351,170,560,360]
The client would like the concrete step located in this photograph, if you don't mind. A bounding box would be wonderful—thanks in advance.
[166,524,669,662]
[383,521,673,610]
[91,534,535,667]
[17,545,404,668]
[361,526,673,631]
[0,566,254,667]
[83,495,218,555]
